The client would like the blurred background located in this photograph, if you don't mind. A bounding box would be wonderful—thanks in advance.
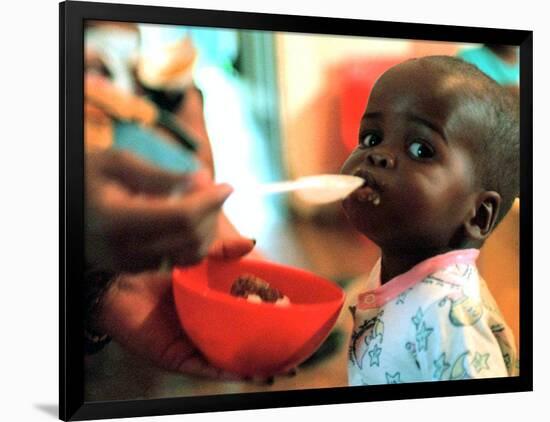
[84,21,519,401]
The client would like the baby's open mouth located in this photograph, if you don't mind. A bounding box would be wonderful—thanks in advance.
[354,171,382,206]
[356,186,381,206]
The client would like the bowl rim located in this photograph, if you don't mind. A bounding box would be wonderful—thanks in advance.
[172,257,346,311]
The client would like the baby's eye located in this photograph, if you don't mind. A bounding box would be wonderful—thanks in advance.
[360,133,382,148]
[408,141,435,159]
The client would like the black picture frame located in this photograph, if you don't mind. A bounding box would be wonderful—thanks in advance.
[60,1,533,420]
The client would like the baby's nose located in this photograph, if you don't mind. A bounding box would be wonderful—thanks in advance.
[367,152,395,169]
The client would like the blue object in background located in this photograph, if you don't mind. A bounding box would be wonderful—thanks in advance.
[114,121,199,173]
[457,46,519,86]
[189,27,239,73]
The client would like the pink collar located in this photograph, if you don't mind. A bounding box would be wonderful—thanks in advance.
[357,249,479,309]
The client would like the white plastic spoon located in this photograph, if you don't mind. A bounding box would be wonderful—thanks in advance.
[237,174,364,204]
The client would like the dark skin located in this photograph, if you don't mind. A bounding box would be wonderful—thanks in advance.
[485,44,518,65]
[341,59,501,283]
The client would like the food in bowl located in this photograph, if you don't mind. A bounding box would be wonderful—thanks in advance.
[172,257,346,376]
[230,274,290,306]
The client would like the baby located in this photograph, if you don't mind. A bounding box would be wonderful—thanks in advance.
[340,55,519,385]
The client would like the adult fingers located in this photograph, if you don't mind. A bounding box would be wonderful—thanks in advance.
[102,182,232,236]
[98,149,191,195]
[176,352,243,381]
[207,237,256,260]
[136,219,218,268]
[178,182,233,217]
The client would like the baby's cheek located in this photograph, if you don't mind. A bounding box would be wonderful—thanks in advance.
[392,184,465,243]
[385,187,439,228]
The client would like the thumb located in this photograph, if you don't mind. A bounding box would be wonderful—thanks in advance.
[208,237,256,259]
[181,183,234,216]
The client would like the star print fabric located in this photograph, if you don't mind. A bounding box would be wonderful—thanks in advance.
[348,249,518,386]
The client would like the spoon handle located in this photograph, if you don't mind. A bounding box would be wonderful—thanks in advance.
[256,180,303,194]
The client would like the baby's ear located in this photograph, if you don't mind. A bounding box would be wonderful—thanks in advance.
[464,191,502,241]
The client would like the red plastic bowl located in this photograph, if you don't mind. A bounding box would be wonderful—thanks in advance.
[172,257,345,377]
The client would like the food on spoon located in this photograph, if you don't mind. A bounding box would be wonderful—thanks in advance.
[230,274,290,306]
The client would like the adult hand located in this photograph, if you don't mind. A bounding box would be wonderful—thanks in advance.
[85,149,232,273]
[94,237,256,379]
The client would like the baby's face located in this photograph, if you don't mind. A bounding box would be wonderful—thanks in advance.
[341,60,482,251]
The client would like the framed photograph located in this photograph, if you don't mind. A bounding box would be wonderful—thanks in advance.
[60,0,533,420]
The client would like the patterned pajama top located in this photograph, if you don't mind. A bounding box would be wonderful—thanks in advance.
[348,249,518,386]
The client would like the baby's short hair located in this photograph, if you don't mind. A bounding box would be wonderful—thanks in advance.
[414,55,520,226]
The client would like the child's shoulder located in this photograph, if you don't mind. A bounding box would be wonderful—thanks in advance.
[416,261,478,295]
[412,263,509,329]
[399,261,483,317]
